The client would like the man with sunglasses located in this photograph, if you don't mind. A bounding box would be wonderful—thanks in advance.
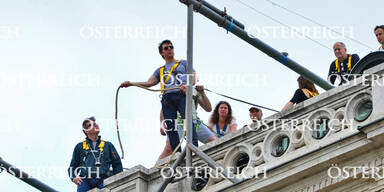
[375,25,384,51]
[120,39,198,153]
[68,116,123,192]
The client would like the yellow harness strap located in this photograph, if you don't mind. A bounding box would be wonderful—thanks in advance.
[335,54,352,73]
[304,88,318,97]
[160,60,181,93]
[82,140,105,152]
[99,141,105,152]
[82,141,89,150]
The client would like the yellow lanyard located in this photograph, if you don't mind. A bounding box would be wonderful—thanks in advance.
[304,88,318,97]
[335,54,352,73]
[82,140,105,152]
[160,60,181,93]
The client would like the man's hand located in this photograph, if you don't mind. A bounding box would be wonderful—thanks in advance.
[160,127,166,136]
[180,85,187,93]
[160,121,167,136]
[73,176,83,186]
[195,85,205,94]
[120,81,132,88]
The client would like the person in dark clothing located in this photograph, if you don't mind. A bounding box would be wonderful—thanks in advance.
[327,42,360,86]
[68,116,123,192]
[282,76,319,111]
[374,25,384,51]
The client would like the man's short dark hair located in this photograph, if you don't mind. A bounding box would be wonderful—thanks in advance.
[374,25,384,32]
[249,107,261,113]
[82,116,96,129]
[82,116,96,136]
[158,39,173,54]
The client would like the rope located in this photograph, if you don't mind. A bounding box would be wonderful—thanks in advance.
[128,85,278,113]
[115,83,182,163]
[116,83,277,167]
[131,84,180,92]
[115,87,125,159]
[204,88,279,112]
[155,124,186,169]
[131,84,185,169]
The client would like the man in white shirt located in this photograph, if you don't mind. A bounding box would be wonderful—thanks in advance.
[374,25,384,51]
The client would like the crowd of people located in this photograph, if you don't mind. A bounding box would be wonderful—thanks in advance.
[67,25,384,191]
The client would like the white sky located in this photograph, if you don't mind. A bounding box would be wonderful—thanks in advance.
[0,0,382,191]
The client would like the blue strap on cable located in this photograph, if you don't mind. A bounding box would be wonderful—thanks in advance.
[226,19,234,34]
[281,54,288,64]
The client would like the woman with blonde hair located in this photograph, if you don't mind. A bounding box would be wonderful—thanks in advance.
[282,76,319,111]
[208,101,237,138]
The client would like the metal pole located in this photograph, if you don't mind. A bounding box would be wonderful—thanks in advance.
[199,0,245,30]
[187,143,240,183]
[0,157,58,192]
[157,149,187,192]
[181,0,334,91]
[186,3,194,169]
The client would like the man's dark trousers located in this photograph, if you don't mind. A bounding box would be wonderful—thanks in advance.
[161,91,198,152]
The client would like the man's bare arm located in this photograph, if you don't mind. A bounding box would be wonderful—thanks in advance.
[196,85,212,112]
[120,75,159,88]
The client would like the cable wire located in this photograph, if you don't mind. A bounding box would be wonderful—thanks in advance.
[115,87,125,159]
[233,0,333,51]
[265,0,375,51]
[204,88,279,112]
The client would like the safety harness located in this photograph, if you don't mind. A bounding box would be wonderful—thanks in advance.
[82,140,105,152]
[176,117,201,133]
[82,140,106,166]
[175,92,202,132]
[159,60,181,93]
[82,140,106,190]
[335,54,352,73]
[304,88,318,98]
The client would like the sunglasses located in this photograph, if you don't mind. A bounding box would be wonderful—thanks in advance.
[83,116,96,130]
[84,121,95,130]
[163,46,174,50]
